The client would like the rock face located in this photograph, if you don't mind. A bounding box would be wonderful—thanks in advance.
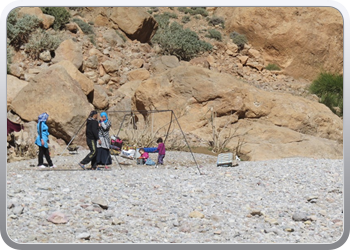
[216,7,343,80]
[10,65,92,142]
[133,65,343,160]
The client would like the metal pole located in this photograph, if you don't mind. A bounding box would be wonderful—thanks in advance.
[164,111,173,144]
[171,111,202,175]
[57,118,87,158]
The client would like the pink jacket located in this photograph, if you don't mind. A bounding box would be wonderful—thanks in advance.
[157,143,166,155]
[141,152,149,159]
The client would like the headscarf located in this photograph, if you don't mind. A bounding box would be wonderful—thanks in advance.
[100,112,108,123]
[38,112,49,122]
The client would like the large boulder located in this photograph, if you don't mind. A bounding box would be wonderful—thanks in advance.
[92,85,109,110]
[132,65,343,160]
[10,64,92,143]
[56,60,94,96]
[7,75,28,110]
[52,39,84,70]
[215,7,343,80]
[109,7,158,43]
[149,56,180,74]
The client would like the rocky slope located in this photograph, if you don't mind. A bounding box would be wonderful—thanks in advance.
[7,7,343,161]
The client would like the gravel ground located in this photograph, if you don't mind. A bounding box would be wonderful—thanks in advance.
[6,150,344,244]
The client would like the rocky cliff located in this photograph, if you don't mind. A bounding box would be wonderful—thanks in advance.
[7,7,343,161]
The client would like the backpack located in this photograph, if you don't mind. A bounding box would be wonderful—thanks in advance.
[111,136,123,149]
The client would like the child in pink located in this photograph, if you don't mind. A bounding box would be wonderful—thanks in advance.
[139,148,149,164]
[155,138,166,165]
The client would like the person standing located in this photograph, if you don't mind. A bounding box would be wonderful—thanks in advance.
[96,112,112,170]
[155,137,166,166]
[35,112,56,168]
[79,110,100,170]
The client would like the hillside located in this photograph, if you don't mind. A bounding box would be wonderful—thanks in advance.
[6,7,343,162]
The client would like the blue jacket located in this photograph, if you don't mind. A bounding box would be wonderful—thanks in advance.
[35,121,50,148]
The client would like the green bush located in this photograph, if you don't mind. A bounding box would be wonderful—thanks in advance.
[230,31,247,50]
[25,29,62,59]
[309,72,343,116]
[190,7,208,17]
[72,18,94,34]
[152,21,213,61]
[7,42,13,73]
[7,9,41,49]
[208,16,225,28]
[177,7,208,17]
[265,63,281,71]
[206,29,222,41]
[148,7,159,14]
[181,15,191,24]
[40,7,70,30]
[177,7,190,13]
[154,12,178,29]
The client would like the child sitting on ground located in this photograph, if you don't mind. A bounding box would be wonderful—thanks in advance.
[138,148,149,164]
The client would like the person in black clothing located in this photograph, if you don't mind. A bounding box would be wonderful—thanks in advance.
[79,110,101,170]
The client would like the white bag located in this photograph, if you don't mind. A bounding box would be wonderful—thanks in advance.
[121,149,136,158]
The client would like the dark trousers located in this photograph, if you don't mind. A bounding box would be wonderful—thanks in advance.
[157,154,165,165]
[81,138,97,168]
[38,146,53,166]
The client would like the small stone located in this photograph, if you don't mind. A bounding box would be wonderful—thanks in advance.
[250,210,263,217]
[91,196,108,209]
[13,206,24,215]
[284,228,295,232]
[189,211,205,219]
[214,230,222,235]
[292,212,308,221]
[47,211,69,224]
[76,232,90,240]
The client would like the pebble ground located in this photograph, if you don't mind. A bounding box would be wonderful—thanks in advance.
[6,150,344,244]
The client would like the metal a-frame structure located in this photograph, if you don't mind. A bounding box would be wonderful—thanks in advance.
[60,110,202,174]
[109,110,202,174]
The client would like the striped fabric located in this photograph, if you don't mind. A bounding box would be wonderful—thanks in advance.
[97,120,111,149]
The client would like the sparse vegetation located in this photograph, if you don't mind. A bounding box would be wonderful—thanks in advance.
[72,18,95,34]
[25,29,62,59]
[152,21,213,61]
[177,7,208,17]
[265,63,281,71]
[148,7,159,14]
[208,16,225,28]
[40,7,70,30]
[7,43,13,73]
[206,29,222,41]
[309,72,343,116]
[181,15,191,24]
[230,31,248,50]
[7,9,41,50]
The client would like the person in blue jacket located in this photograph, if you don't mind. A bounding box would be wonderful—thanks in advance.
[35,112,56,168]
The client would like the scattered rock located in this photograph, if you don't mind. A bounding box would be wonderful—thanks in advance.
[47,211,69,224]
